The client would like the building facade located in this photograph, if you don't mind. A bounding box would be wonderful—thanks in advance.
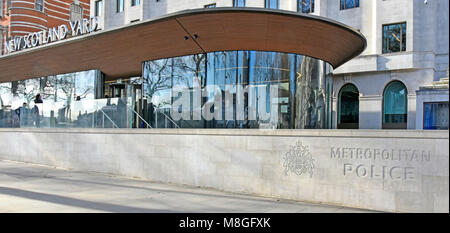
[1,0,91,55]
[0,2,448,213]
[1,8,361,129]
[90,0,449,130]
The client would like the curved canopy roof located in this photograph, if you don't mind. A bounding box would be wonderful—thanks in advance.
[0,7,366,82]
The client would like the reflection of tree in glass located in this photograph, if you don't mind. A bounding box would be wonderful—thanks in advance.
[57,74,75,120]
[251,52,291,127]
[173,54,205,88]
[143,59,172,104]
[41,76,57,102]
[11,81,28,107]
[75,71,95,100]
[0,83,12,109]
[25,78,41,105]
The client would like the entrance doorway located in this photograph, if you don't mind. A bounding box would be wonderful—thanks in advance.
[105,77,144,128]
[338,83,359,129]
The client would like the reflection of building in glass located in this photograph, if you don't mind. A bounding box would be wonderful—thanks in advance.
[85,0,448,130]
[0,70,105,128]
[3,3,447,130]
[143,51,333,129]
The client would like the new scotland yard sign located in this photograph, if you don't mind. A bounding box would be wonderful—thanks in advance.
[3,17,98,55]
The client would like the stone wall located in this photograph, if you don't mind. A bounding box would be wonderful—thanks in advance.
[0,128,448,212]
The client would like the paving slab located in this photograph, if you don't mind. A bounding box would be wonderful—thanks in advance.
[0,160,377,213]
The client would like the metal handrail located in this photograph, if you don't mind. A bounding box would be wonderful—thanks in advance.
[98,108,119,128]
[129,106,153,128]
[155,107,180,128]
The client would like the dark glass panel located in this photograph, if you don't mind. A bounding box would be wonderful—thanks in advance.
[338,84,359,128]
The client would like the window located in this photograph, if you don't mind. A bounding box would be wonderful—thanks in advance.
[424,102,449,130]
[70,3,83,22]
[117,0,124,13]
[0,28,3,55]
[383,23,406,54]
[338,84,359,129]
[383,81,407,129]
[233,0,246,7]
[131,0,140,6]
[95,1,102,16]
[298,0,314,13]
[204,3,216,8]
[142,51,330,129]
[35,0,44,12]
[340,0,359,10]
[265,0,279,9]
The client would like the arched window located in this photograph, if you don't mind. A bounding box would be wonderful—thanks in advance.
[338,83,359,129]
[383,81,407,129]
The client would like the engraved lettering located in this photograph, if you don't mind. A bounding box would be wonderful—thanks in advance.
[356,165,368,177]
[389,166,402,180]
[331,147,341,159]
[344,163,352,176]
[422,151,431,162]
[364,148,372,159]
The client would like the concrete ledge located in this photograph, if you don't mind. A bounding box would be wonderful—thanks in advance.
[0,128,448,212]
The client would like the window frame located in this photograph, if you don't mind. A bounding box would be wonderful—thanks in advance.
[95,0,102,17]
[340,0,359,10]
[298,0,314,13]
[35,0,44,12]
[382,80,408,129]
[265,0,279,9]
[423,101,449,130]
[0,27,3,55]
[131,0,140,7]
[382,22,407,54]
[0,0,3,18]
[233,0,246,7]
[117,0,124,13]
[69,3,83,22]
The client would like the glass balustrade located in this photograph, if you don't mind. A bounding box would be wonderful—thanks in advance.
[1,97,134,129]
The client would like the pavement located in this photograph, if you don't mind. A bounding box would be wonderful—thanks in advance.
[0,160,376,213]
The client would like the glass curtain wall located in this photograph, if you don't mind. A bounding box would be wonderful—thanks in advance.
[142,50,332,129]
